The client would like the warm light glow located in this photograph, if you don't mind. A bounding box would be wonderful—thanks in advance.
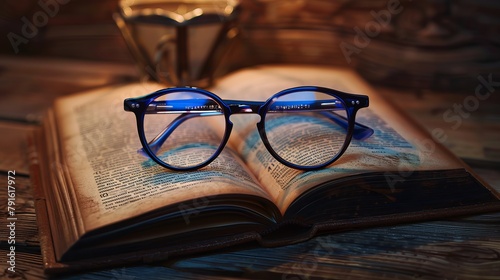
[122,6,133,17]
[191,8,203,17]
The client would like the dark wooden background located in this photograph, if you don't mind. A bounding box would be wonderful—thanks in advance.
[1,0,500,279]
[1,0,499,90]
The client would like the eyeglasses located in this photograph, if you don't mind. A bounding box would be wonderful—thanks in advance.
[124,86,374,171]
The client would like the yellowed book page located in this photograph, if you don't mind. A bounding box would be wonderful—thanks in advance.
[211,65,463,213]
[54,82,271,235]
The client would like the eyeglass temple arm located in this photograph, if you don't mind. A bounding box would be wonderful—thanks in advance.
[320,111,374,140]
[137,112,220,157]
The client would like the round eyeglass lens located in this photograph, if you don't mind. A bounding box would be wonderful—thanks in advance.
[143,90,226,169]
[263,90,349,167]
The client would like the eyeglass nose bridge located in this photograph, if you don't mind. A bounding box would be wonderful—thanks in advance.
[226,100,265,115]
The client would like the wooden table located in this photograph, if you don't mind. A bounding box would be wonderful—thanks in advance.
[1,56,499,279]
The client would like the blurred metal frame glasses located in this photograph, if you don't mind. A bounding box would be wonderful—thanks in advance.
[124,86,374,171]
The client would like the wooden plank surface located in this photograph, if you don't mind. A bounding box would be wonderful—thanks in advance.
[0,57,499,279]
[0,122,35,175]
[379,87,500,167]
[0,55,137,123]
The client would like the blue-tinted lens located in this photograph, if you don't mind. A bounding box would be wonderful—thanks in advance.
[143,91,226,169]
[264,90,348,167]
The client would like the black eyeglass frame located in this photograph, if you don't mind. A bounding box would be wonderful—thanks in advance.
[124,86,373,171]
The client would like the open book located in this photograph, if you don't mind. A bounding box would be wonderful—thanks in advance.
[30,65,500,273]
